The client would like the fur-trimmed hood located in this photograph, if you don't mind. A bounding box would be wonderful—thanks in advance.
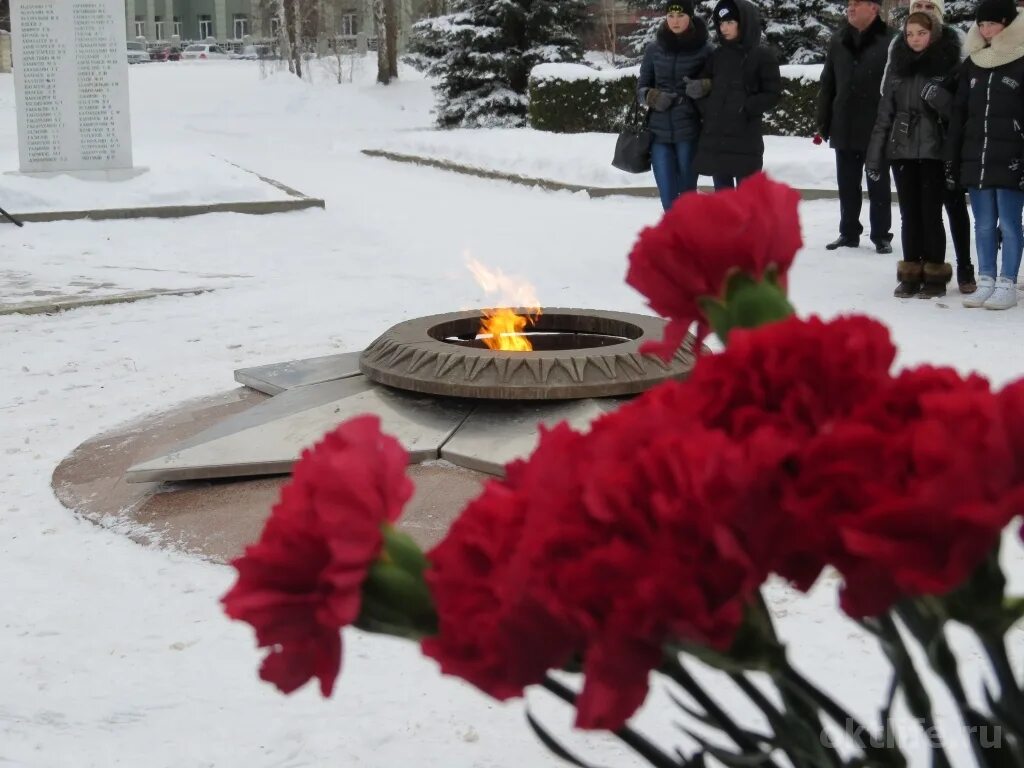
[656,16,710,53]
[966,8,1024,68]
[890,23,961,77]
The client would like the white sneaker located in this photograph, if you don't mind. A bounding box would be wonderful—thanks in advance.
[963,275,996,307]
[983,277,1018,310]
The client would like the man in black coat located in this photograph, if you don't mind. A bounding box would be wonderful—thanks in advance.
[817,0,896,253]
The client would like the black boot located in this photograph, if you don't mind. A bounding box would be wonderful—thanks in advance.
[957,263,977,294]
[873,239,893,254]
[894,260,923,297]
[919,262,953,298]
[826,235,859,250]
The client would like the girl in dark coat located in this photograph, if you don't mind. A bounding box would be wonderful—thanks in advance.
[867,12,960,298]
[691,0,782,190]
[947,0,1024,309]
[637,0,713,211]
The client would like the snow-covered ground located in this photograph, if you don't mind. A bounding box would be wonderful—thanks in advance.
[365,130,836,190]
[2,57,1023,768]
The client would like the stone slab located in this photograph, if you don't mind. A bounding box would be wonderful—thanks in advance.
[0,286,214,315]
[125,378,474,483]
[234,351,364,395]
[361,149,852,201]
[0,197,325,224]
[12,0,133,173]
[51,387,487,562]
[439,397,622,476]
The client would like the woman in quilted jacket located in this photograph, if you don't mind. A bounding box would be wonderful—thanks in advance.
[947,0,1024,309]
[636,0,713,211]
[867,12,961,298]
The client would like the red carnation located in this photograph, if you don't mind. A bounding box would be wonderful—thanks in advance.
[783,372,1022,617]
[222,415,413,696]
[424,406,765,731]
[673,314,897,439]
[626,172,802,358]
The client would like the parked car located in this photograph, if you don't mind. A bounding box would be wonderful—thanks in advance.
[181,44,229,60]
[126,41,151,64]
[229,44,272,60]
[150,46,182,62]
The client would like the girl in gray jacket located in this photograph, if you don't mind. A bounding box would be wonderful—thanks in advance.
[867,12,960,297]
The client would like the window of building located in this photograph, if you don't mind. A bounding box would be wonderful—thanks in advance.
[340,13,357,35]
[154,17,164,39]
[134,15,145,37]
[233,15,249,38]
[270,17,281,36]
[173,17,182,37]
[198,15,213,39]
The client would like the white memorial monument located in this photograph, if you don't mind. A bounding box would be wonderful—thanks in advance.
[10,0,133,173]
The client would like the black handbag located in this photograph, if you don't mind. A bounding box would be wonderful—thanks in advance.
[612,100,653,174]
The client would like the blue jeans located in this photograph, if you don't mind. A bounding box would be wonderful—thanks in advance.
[651,140,698,211]
[968,187,1024,281]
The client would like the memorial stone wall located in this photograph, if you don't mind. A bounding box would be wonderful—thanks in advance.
[11,0,133,173]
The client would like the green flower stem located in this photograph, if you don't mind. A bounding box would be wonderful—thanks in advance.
[775,659,906,767]
[540,674,681,768]
[661,655,782,767]
[868,614,953,768]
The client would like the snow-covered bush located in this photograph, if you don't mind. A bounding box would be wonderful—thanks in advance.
[528,63,822,137]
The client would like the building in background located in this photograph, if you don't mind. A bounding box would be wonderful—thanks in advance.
[122,0,421,48]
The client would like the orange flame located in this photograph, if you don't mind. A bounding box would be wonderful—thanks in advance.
[466,256,542,352]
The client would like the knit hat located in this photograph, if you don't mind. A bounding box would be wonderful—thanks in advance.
[666,0,695,15]
[714,0,740,23]
[976,0,1015,24]
[911,0,946,16]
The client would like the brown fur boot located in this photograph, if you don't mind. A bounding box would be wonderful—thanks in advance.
[919,262,953,298]
[894,261,924,298]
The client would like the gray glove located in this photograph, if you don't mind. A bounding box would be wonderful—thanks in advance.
[921,81,952,112]
[683,77,710,99]
[644,88,676,112]
[866,168,881,182]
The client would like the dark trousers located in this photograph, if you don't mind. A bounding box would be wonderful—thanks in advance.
[943,187,973,269]
[712,173,752,191]
[836,149,892,242]
[892,159,946,264]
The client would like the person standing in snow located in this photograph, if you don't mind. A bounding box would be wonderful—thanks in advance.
[636,0,714,211]
[946,0,1024,309]
[817,0,896,253]
[880,0,977,293]
[688,0,781,190]
[867,11,961,298]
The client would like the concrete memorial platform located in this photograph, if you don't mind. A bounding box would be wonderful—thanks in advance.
[0,153,325,223]
[51,386,488,563]
[53,312,699,562]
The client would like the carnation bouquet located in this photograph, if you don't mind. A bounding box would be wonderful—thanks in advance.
[222,175,1024,767]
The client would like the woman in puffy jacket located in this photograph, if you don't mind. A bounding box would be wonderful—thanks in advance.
[637,0,713,211]
[690,0,781,190]
[947,0,1024,309]
[867,11,961,298]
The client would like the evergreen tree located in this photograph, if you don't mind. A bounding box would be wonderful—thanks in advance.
[409,0,587,128]
[694,0,842,63]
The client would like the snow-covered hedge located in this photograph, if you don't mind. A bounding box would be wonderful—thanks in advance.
[528,63,822,137]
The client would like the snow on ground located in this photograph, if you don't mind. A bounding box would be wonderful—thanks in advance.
[0,151,293,213]
[1,56,1023,768]
[366,129,838,190]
